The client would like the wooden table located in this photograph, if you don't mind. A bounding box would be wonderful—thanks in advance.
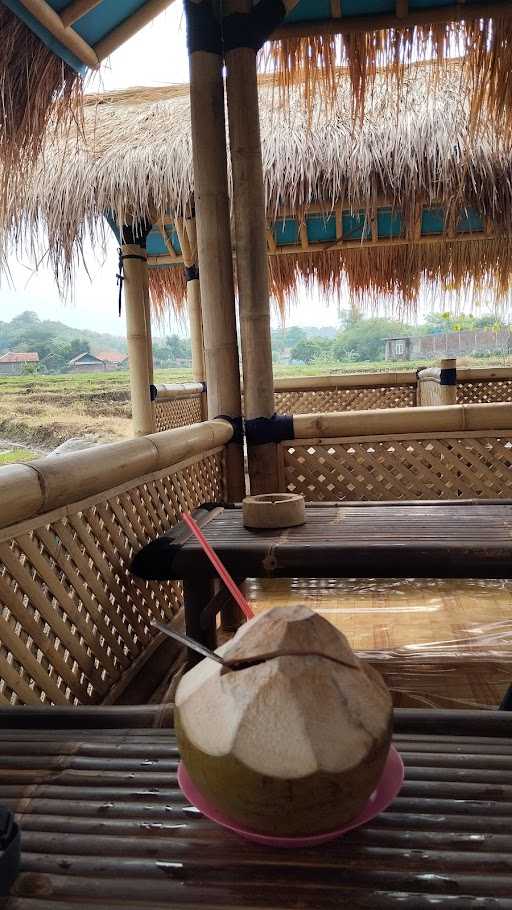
[131,501,512,652]
[2,707,512,908]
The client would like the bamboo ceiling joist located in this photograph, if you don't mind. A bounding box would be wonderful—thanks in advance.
[14,0,176,67]
[147,227,501,268]
[15,0,99,67]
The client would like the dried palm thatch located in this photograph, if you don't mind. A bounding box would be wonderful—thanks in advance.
[269,237,512,316]
[149,265,187,318]
[266,11,512,134]
[5,61,512,314]
[0,6,84,219]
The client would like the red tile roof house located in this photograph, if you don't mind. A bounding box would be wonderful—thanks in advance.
[0,351,39,375]
[68,351,128,373]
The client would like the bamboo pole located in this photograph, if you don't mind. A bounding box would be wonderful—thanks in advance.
[0,420,233,532]
[122,243,155,437]
[225,18,280,494]
[143,271,154,387]
[291,402,512,440]
[273,372,418,391]
[187,8,245,501]
[16,0,99,67]
[175,217,205,384]
[60,0,102,27]
[417,358,457,407]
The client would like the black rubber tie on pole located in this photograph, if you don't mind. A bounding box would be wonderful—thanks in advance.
[223,0,286,52]
[216,415,244,445]
[185,264,199,282]
[245,413,294,445]
[440,367,457,386]
[185,0,222,55]
[116,250,147,317]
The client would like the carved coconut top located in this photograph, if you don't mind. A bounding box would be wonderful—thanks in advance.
[176,605,392,780]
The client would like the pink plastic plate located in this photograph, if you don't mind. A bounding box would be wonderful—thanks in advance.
[177,745,404,847]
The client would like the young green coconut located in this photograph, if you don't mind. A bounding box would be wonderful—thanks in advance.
[175,605,392,836]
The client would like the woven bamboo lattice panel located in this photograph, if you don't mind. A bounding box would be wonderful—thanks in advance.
[0,449,225,707]
[281,431,512,501]
[274,385,416,415]
[457,380,512,404]
[153,396,203,432]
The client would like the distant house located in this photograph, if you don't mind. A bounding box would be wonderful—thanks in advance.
[0,351,39,375]
[385,328,512,361]
[68,351,128,373]
[95,351,129,369]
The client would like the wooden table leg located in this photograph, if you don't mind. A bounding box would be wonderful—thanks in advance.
[183,578,216,667]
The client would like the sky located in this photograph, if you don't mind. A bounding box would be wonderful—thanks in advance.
[0,1,336,338]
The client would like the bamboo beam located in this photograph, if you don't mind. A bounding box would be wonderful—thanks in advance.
[396,0,408,17]
[273,372,418,392]
[60,0,102,27]
[16,0,99,67]
[94,0,175,62]
[122,243,155,437]
[187,9,245,500]
[272,2,512,40]
[291,402,512,441]
[331,0,342,16]
[0,421,234,533]
[226,25,280,494]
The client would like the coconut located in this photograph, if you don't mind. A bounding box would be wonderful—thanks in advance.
[175,605,392,836]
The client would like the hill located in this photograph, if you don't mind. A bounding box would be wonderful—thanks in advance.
[0,311,128,361]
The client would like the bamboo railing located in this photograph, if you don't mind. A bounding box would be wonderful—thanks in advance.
[152,367,512,431]
[152,382,206,433]
[278,403,512,501]
[0,420,232,706]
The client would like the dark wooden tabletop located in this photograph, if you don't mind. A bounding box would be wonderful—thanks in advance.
[149,501,512,579]
[2,709,512,908]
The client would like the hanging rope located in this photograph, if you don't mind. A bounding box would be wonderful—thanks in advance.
[116,248,146,316]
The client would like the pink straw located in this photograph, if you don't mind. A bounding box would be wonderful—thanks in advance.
[183,512,254,619]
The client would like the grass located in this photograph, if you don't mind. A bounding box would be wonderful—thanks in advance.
[0,448,38,465]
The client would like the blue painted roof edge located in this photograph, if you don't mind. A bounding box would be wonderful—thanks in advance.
[3,0,86,74]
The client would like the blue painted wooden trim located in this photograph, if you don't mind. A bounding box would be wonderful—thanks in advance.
[2,0,86,73]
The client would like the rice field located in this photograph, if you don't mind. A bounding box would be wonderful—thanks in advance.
[0,354,510,458]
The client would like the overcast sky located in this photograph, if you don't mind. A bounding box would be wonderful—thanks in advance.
[0,1,338,338]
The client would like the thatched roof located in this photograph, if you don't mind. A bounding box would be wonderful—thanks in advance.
[6,62,512,314]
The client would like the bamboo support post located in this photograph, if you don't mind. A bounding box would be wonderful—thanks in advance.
[417,358,457,407]
[143,274,154,388]
[175,217,206,385]
[122,244,155,436]
[225,7,280,494]
[187,4,245,500]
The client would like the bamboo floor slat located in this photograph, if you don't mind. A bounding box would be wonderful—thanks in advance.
[3,721,512,908]
[244,577,512,709]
